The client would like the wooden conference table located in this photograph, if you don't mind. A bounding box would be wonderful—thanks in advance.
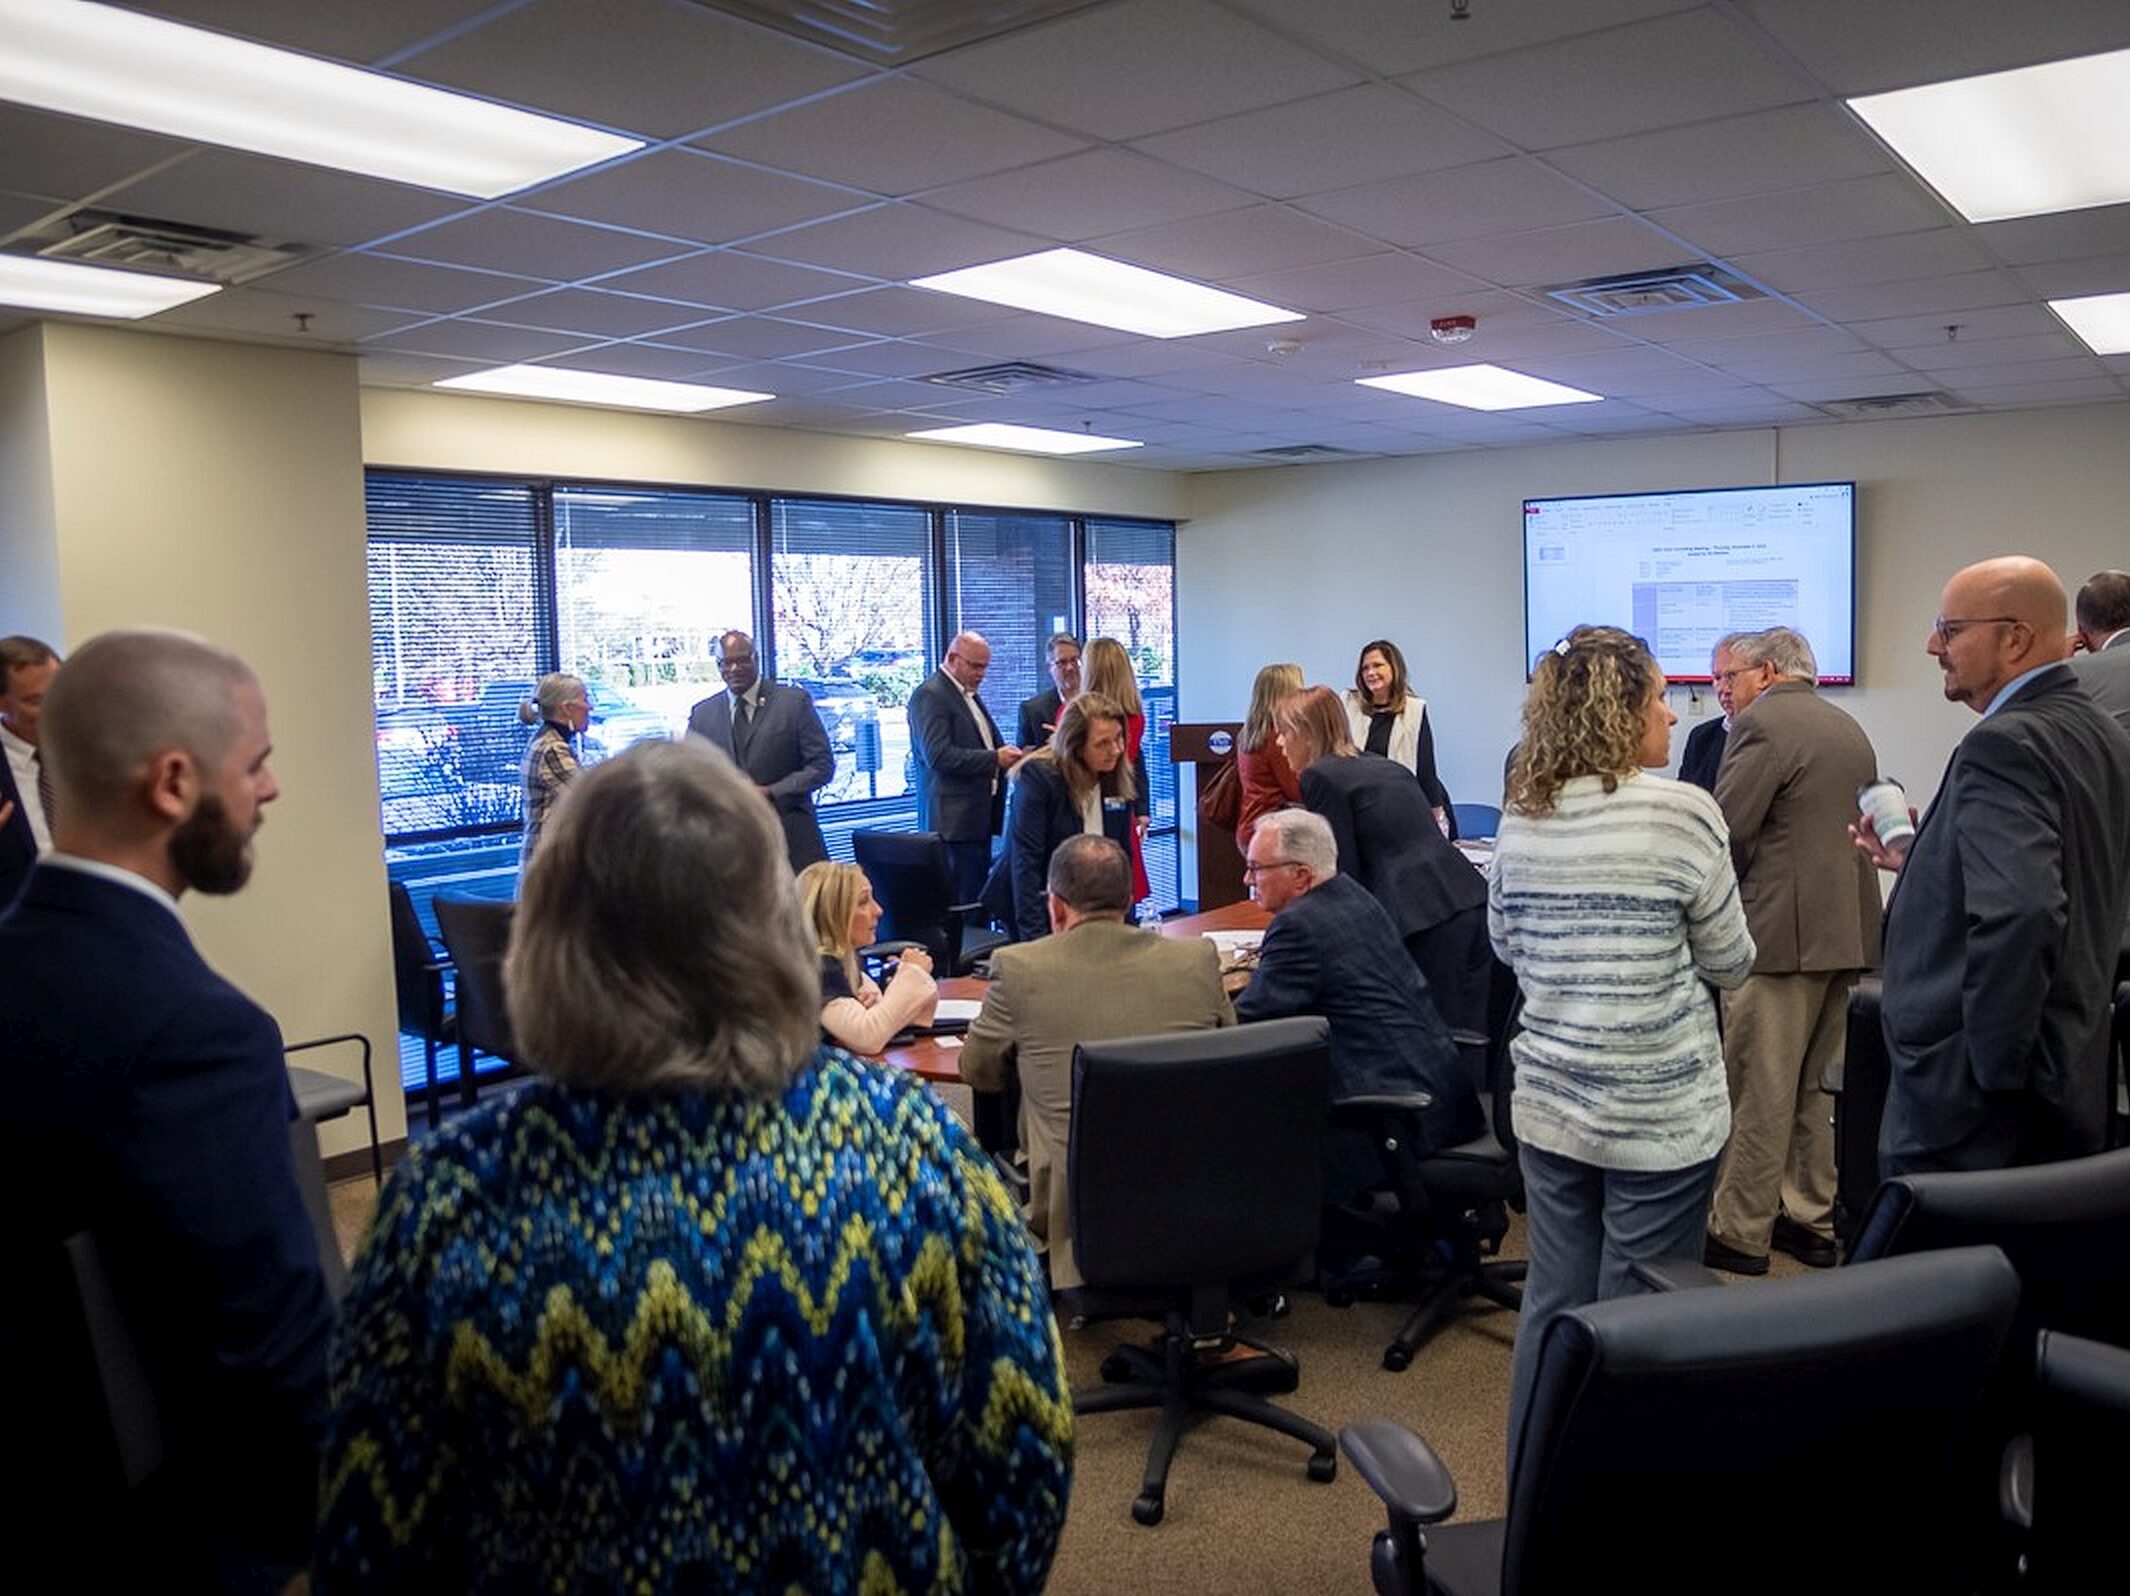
[878,900,1272,1087]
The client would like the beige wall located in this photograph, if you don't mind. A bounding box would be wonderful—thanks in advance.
[6,322,398,1153]
[0,328,63,643]
[1179,403,2130,880]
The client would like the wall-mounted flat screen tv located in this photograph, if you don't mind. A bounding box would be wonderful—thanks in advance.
[1523,481,1857,684]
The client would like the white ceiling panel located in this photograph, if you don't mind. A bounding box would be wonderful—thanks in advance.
[912,0,1359,142]
[1850,304,2066,350]
[1688,349,1909,386]
[1423,216,1702,289]
[2015,254,2130,300]
[649,316,872,361]
[258,254,548,314]
[1219,253,1483,314]
[1736,229,1998,293]
[524,151,865,247]
[743,204,1047,278]
[150,286,416,345]
[0,104,195,202]
[1971,204,2130,269]
[789,286,1020,337]
[385,208,697,280]
[1792,271,2028,323]
[1225,0,1700,78]
[1740,0,2130,97]
[684,360,871,396]
[908,312,1145,360]
[1943,377,2123,406]
[542,343,729,380]
[1092,204,1377,280]
[127,0,505,66]
[1543,104,1891,213]
[478,287,714,339]
[100,149,467,249]
[915,149,1253,240]
[1901,335,2091,374]
[363,319,593,362]
[1400,9,1810,151]
[1620,297,1828,344]
[1650,173,1950,258]
[795,341,972,379]
[599,252,873,314]
[1296,158,1615,249]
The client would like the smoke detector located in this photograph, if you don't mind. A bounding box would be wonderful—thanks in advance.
[1266,337,1304,356]
[1430,315,1476,345]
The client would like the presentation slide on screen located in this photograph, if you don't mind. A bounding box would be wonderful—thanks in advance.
[1523,483,1855,682]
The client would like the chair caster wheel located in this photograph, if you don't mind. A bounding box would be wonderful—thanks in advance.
[1325,1289,1355,1309]
[1307,1453,1337,1484]
[1132,1491,1165,1526]
[1382,1346,1413,1373]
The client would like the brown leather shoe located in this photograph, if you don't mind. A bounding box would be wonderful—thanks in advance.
[1703,1233,1769,1276]
[1771,1215,1838,1268]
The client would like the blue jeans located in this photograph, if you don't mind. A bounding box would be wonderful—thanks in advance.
[1506,1144,1718,1477]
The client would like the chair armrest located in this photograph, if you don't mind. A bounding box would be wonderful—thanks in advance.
[1340,1418,1458,1526]
[1448,1029,1488,1051]
[1999,1433,2033,1531]
[1331,1091,1436,1117]
[1629,1258,1726,1293]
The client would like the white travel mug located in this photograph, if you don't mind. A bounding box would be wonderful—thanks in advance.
[1857,778,1915,855]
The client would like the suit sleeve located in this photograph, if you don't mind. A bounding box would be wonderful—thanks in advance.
[1006,772,1057,943]
[1302,765,1362,881]
[1016,697,1047,753]
[1234,914,1321,1024]
[959,959,1018,1092]
[1712,711,1782,880]
[912,683,1003,780]
[761,688,835,802]
[1950,731,2068,1093]
[1412,706,1450,813]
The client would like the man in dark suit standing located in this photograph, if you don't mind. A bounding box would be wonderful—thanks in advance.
[686,629,833,871]
[0,634,61,908]
[1703,628,1880,1275]
[1236,808,1482,1206]
[0,629,332,1591]
[1677,632,1746,792]
[908,630,1022,901]
[1016,631,1081,751]
[1857,558,2130,1176]
[2071,568,2130,727]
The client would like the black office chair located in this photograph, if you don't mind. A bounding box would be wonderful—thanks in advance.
[1341,1246,2020,1596]
[1064,1016,1340,1526]
[388,881,458,1129]
[2109,980,2128,1148]
[851,829,1006,976]
[432,897,520,1110]
[1829,973,1888,1247]
[1324,1014,1525,1372]
[2024,1331,2130,1592]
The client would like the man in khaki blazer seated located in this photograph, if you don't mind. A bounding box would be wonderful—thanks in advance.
[961,835,1232,1289]
[1704,627,1882,1274]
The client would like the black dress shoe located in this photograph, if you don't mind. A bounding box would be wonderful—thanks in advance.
[1703,1234,1769,1276]
[1771,1215,1838,1268]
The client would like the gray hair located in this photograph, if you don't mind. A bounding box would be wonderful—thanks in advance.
[1709,631,1750,667]
[505,739,819,1098]
[1731,627,1817,682]
[1046,834,1132,918]
[1256,808,1337,881]
[520,671,586,725]
[40,629,254,820]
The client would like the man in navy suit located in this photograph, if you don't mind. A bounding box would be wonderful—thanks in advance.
[1857,558,2130,1176]
[0,629,331,1591]
[1236,808,1482,1205]
[2071,570,2130,977]
[1015,631,1081,751]
[907,631,1023,902]
[686,629,833,871]
[0,634,61,909]
[1677,633,1746,792]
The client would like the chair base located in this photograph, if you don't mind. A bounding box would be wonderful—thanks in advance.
[1321,1204,1525,1372]
[1074,1318,1337,1525]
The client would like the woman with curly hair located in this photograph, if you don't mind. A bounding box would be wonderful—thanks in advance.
[1491,626,1754,1468]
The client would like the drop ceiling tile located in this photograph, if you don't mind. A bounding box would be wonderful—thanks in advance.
[1131,86,1511,200]
[1093,204,1384,280]
[386,208,695,280]
[395,0,869,140]
[651,317,871,360]
[1664,326,1866,365]
[1620,297,1827,344]
[917,148,1252,240]
[1423,215,1697,288]
[1736,228,1996,293]
[257,253,546,314]
[1518,346,1748,396]
[356,351,489,388]
[1902,335,2090,373]
[1850,304,2063,349]
[148,286,415,344]
[1642,392,1822,422]
[1060,341,1264,380]
[363,319,593,361]
[0,191,59,237]
[1296,158,1615,248]
[599,251,873,313]
[908,313,1143,359]
[797,341,966,379]
[95,148,468,248]
[1940,356,2110,389]
[697,78,1088,196]
[1399,9,1809,150]
[1689,349,1910,385]
[1943,377,2125,406]
[1767,372,1948,402]
[524,150,865,246]
[912,0,1359,142]
[478,287,712,338]
[1429,319,1640,361]
[1791,269,2026,322]
[2015,254,2130,299]
[1973,204,2130,269]
[1225,0,1698,78]
[1544,104,1892,213]
[1739,0,2130,96]
[1651,173,1950,257]
[747,204,1047,279]
[126,0,503,64]
[688,360,871,396]
[0,104,195,202]
[1219,253,1481,312]
[792,286,1020,336]
[540,343,729,380]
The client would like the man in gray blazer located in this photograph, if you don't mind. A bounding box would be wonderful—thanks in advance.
[960,836,1231,1290]
[686,630,832,871]
[2071,570,2130,977]
[1704,628,1880,1274]
[907,631,1022,902]
[1858,557,2130,1176]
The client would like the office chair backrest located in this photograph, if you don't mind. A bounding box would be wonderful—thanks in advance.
[1450,802,1501,841]
[2030,1330,2130,1592]
[1506,1246,2019,1596]
[852,829,955,965]
[388,881,449,1037]
[433,897,518,1062]
[1070,1016,1330,1289]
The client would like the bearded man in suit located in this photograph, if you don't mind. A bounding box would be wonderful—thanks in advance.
[960,835,1231,1290]
[686,629,833,871]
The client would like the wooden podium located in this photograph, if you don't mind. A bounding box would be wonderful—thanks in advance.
[1171,721,1246,911]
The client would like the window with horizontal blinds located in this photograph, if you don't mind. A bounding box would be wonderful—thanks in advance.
[945,509,1074,741]
[1086,518,1180,910]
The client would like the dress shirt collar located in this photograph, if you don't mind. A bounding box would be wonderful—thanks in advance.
[38,852,184,919]
[1983,660,2058,718]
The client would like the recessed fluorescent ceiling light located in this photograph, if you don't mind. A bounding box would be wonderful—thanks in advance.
[1848,46,2130,223]
[910,249,1303,339]
[2048,291,2130,356]
[0,252,217,318]
[435,366,774,414]
[906,423,1144,455]
[0,0,643,199]
[1357,364,1603,411]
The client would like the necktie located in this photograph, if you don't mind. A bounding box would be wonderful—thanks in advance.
[732,696,752,762]
[34,748,54,831]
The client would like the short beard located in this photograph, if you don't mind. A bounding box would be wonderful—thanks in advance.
[170,793,254,895]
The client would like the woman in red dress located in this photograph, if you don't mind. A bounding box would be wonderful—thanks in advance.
[1083,637,1150,902]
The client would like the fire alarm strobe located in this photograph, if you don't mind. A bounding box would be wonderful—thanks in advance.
[1430,315,1476,344]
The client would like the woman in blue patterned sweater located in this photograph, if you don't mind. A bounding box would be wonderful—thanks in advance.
[317,740,1072,1592]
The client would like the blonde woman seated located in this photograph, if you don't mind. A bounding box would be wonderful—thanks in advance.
[798,860,938,1053]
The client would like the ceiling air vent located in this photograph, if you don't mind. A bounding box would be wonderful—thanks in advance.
[682,0,1109,65]
[1253,443,1362,460]
[34,209,312,283]
[1814,391,1973,420]
[1543,263,1765,318]
[920,361,1100,395]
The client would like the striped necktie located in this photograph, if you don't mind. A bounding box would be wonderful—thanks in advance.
[34,747,54,831]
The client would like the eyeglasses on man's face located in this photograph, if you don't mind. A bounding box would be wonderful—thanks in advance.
[1931,615,2021,646]
[1242,859,1304,878]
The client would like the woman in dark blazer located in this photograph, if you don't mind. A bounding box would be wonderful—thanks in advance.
[1277,684,1490,1033]
[986,692,1133,941]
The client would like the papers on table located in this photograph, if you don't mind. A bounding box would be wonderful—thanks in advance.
[1202,930,1263,973]
[931,998,984,1023]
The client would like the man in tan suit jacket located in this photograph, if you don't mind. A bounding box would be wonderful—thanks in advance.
[960,835,1233,1289]
[1705,628,1883,1273]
